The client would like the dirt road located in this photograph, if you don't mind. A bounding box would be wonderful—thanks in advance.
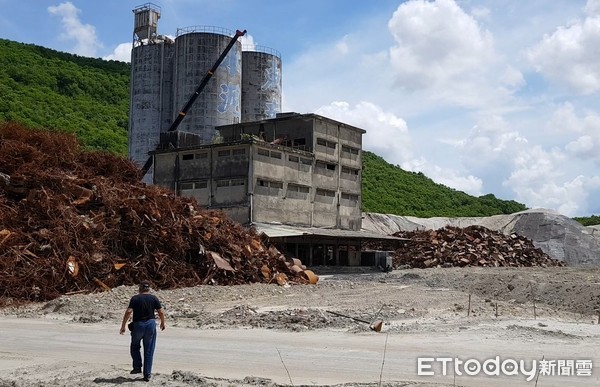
[1,267,599,386]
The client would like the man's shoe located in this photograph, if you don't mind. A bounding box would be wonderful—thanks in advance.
[130,369,142,374]
[143,375,150,382]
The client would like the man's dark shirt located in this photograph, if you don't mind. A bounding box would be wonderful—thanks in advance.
[128,293,162,322]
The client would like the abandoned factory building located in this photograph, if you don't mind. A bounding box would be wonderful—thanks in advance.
[152,113,399,266]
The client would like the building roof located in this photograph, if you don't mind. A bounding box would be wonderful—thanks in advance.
[218,112,367,134]
[251,222,405,241]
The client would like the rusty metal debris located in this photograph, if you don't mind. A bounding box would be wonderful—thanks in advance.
[391,225,564,268]
[0,123,312,306]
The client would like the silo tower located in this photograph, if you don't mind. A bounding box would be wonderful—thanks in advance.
[129,3,175,183]
[241,46,282,122]
[132,3,160,44]
[172,26,242,143]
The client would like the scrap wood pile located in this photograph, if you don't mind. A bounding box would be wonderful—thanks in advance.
[0,122,309,307]
[392,225,565,268]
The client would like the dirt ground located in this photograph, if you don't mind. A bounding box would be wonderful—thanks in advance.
[1,266,600,386]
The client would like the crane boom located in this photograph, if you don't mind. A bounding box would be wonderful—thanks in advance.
[140,29,247,177]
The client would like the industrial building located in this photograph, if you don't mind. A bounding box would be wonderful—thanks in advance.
[129,3,399,266]
[129,3,281,183]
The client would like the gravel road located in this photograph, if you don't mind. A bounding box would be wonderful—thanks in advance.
[1,266,599,386]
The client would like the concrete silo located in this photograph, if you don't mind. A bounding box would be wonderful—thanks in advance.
[173,26,242,143]
[129,3,174,183]
[241,46,282,122]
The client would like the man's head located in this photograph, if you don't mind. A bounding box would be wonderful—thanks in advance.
[139,282,151,293]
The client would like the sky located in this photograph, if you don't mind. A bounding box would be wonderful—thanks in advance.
[1,0,599,217]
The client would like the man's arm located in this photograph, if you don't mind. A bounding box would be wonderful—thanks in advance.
[120,308,133,335]
[157,308,165,331]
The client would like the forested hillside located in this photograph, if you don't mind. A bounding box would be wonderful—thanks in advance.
[0,39,129,154]
[362,152,527,217]
[3,39,597,222]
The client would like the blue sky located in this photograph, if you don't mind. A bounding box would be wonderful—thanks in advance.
[1,0,599,217]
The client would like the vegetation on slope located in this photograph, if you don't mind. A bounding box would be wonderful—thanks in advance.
[0,39,129,155]
[361,151,527,217]
[573,215,600,226]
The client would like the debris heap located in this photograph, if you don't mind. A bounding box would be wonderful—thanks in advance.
[0,123,307,306]
[392,225,564,268]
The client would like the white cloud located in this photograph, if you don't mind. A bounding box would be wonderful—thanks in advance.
[335,35,350,56]
[240,34,256,51]
[499,144,600,216]
[585,0,600,15]
[315,100,484,196]
[457,115,528,167]
[546,102,600,163]
[470,6,491,22]
[315,101,412,165]
[404,157,484,195]
[48,2,102,57]
[547,102,584,133]
[103,42,131,62]
[527,2,600,94]
[386,0,518,107]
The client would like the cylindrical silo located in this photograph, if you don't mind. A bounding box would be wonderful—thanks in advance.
[129,3,175,183]
[129,41,175,183]
[173,26,242,143]
[241,46,282,122]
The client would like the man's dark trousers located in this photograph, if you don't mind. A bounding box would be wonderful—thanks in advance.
[130,320,157,379]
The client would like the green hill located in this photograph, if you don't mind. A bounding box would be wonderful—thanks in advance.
[0,39,129,155]
[3,38,583,221]
[362,151,526,217]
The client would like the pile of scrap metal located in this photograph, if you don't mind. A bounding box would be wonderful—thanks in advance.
[392,225,565,268]
[0,123,312,306]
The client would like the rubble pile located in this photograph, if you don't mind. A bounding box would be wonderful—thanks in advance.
[0,123,306,306]
[392,225,565,268]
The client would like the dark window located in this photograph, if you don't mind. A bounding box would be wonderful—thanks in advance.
[316,188,335,197]
[342,145,360,155]
[317,137,337,149]
[182,154,194,161]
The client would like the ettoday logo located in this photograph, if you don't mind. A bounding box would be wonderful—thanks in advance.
[417,357,593,382]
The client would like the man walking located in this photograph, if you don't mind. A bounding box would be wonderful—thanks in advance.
[120,282,165,382]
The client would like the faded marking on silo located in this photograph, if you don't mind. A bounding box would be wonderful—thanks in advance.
[223,49,241,77]
[261,56,281,92]
[218,84,241,116]
[265,97,279,118]
[241,46,282,123]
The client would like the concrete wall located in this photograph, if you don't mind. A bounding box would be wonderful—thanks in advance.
[154,114,364,230]
[252,144,314,226]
